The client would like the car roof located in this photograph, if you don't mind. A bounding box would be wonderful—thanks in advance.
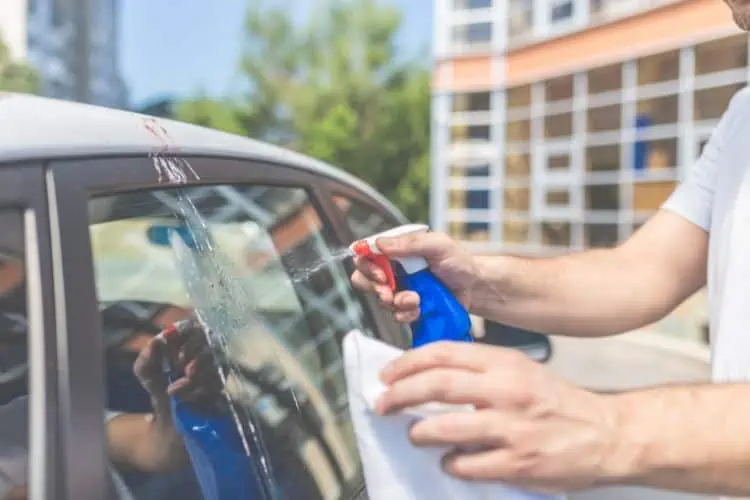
[0,93,405,219]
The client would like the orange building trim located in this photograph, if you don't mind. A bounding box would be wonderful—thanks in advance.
[433,56,495,92]
[506,0,739,86]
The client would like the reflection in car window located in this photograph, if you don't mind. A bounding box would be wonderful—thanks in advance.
[0,210,31,500]
[332,195,411,347]
[89,185,373,500]
[332,195,399,240]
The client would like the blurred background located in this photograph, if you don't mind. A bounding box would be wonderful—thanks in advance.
[0,0,733,358]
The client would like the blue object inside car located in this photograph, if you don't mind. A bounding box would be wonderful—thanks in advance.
[146,224,197,249]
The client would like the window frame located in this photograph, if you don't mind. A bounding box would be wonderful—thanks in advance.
[49,154,402,499]
[0,164,59,499]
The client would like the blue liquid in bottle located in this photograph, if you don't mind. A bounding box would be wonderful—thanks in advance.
[397,267,473,348]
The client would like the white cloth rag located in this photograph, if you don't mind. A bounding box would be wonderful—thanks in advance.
[343,330,567,500]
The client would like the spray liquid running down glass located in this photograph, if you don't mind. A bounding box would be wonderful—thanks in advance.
[150,152,280,500]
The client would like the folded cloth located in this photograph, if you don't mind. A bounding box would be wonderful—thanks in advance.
[343,330,567,500]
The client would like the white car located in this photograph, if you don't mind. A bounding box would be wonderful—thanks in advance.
[0,93,551,500]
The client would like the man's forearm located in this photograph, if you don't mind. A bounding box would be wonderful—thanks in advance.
[467,211,707,337]
[602,383,750,496]
[108,396,188,473]
[469,251,673,337]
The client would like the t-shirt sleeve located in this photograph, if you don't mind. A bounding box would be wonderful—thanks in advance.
[662,88,749,231]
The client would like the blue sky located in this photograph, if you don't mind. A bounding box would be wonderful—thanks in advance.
[120,0,433,107]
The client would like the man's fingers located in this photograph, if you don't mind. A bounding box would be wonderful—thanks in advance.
[350,269,374,291]
[442,447,518,482]
[133,337,164,377]
[375,368,487,415]
[409,410,508,448]
[353,256,388,284]
[393,291,420,322]
[394,291,420,309]
[394,310,420,323]
[380,342,518,384]
[176,334,209,370]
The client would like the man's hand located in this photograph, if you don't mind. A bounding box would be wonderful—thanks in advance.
[133,317,222,404]
[109,317,223,473]
[351,231,479,323]
[375,341,623,493]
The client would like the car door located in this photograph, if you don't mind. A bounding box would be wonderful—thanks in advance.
[0,165,60,500]
[48,154,396,500]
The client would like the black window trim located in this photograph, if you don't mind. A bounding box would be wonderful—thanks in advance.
[0,163,60,499]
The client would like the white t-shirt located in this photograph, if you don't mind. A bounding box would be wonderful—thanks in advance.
[662,86,750,382]
[0,395,131,499]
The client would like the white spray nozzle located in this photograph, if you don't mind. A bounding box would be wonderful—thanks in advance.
[351,224,430,275]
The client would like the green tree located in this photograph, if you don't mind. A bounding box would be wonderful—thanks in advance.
[175,94,245,136]
[0,33,39,93]
[176,0,431,222]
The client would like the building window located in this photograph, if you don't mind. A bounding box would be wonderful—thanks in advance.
[452,22,493,47]
[549,0,574,22]
[449,222,490,242]
[542,221,572,247]
[454,0,493,9]
[695,35,748,76]
[451,124,491,141]
[694,83,744,122]
[452,92,492,113]
[509,0,534,38]
[467,190,490,210]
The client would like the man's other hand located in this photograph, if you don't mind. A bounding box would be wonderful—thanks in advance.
[375,341,624,493]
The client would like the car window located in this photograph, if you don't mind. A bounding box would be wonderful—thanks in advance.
[88,184,375,500]
[0,210,32,499]
[332,195,411,347]
[332,195,401,239]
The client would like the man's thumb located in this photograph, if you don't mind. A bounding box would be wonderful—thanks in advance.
[376,232,448,259]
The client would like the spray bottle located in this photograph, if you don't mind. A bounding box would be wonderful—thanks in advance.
[158,320,269,500]
[351,224,473,347]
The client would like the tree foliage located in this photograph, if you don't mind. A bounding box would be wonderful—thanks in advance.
[0,33,39,94]
[176,0,430,222]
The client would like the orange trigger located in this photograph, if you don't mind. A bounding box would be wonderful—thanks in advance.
[371,254,396,292]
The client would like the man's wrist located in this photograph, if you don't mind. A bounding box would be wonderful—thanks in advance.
[596,393,651,487]
[468,255,512,316]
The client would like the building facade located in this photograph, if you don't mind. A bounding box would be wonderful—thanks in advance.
[0,0,127,108]
[432,0,746,259]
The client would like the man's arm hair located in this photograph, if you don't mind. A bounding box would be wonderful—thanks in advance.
[603,383,750,495]
[470,209,708,337]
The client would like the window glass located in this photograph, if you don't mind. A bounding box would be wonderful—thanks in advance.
[332,195,400,240]
[332,195,411,347]
[452,92,492,113]
[90,185,375,500]
[452,22,493,46]
[454,0,493,9]
[550,0,574,22]
[0,210,31,499]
